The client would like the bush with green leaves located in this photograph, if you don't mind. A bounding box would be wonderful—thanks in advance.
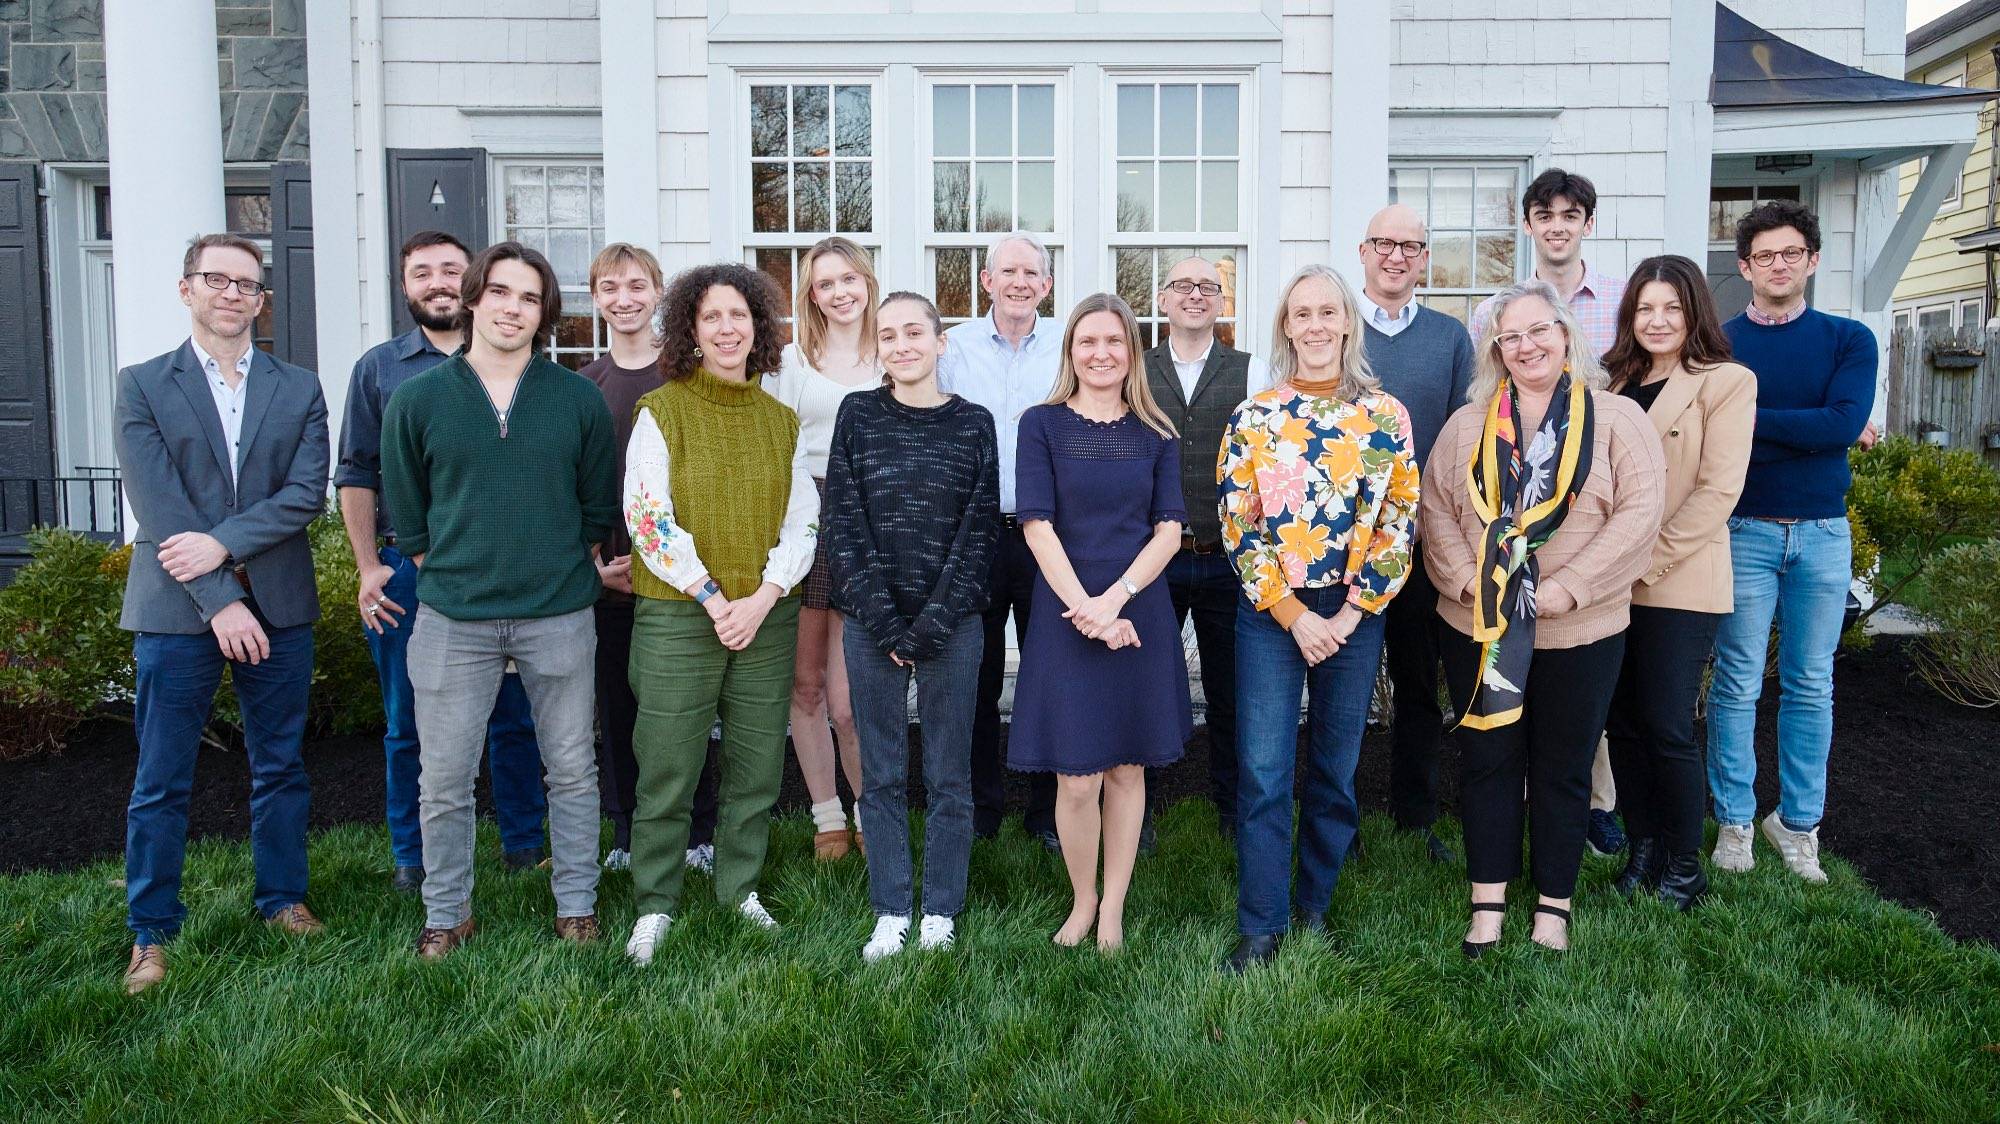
[1847,436,2000,631]
[1911,540,2000,709]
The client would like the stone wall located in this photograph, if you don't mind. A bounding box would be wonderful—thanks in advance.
[0,0,307,163]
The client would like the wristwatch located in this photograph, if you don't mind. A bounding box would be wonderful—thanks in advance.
[1119,577,1139,599]
[692,578,723,605]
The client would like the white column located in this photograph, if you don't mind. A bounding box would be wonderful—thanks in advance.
[600,1,662,253]
[103,0,225,371]
[1663,0,1716,258]
[307,0,362,457]
[1327,0,1390,287]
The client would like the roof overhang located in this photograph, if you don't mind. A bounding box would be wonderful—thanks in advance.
[1909,0,2000,73]
[1712,98,1987,167]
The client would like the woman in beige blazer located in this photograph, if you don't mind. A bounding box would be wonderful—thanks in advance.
[1599,254,1756,911]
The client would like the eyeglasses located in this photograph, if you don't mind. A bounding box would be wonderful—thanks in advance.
[186,271,267,297]
[1745,246,1811,268]
[1162,279,1224,297]
[1492,320,1562,353]
[1364,237,1428,258]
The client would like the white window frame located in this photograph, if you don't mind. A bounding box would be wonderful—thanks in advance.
[917,70,1072,326]
[1387,157,1530,326]
[1926,59,1969,213]
[1101,70,1256,350]
[491,155,607,369]
[735,71,886,308]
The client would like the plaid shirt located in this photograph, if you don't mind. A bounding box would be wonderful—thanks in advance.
[1470,262,1628,357]
[1743,300,1808,326]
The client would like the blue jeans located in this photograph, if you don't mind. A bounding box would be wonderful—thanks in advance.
[1707,516,1851,832]
[127,622,315,945]
[364,546,546,866]
[1234,586,1388,936]
[1165,548,1239,821]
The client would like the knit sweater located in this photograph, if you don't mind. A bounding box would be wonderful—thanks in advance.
[1361,306,1475,472]
[1723,309,1877,519]
[379,354,617,621]
[623,368,819,602]
[823,388,1000,660]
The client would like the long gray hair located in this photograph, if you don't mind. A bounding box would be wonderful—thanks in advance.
[1469,278,1607,406]
[1267,265,1382,400]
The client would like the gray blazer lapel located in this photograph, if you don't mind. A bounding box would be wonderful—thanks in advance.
[236,350,282,474]
[169,342,236,485]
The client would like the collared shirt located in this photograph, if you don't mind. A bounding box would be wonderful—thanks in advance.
[1357,290,1419,338]
[1470,261,1628,356]
[1744,300,1808,327]
[1165,335,1276,402]
[335,327,457,536]
[190,338,254,488]
[937,311,1062,513]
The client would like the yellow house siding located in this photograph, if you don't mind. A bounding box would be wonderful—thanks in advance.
[1893,37,1999,308]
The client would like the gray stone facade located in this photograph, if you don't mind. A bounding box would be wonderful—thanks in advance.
[0,0,308,162]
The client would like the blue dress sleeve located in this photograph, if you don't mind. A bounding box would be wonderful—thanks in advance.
[1014,405,1057,524]
[1151,432,1188,526]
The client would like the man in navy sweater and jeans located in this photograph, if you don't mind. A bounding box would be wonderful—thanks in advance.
[1707,200,1875,885]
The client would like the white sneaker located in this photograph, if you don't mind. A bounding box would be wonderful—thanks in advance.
[738,892,779,930]
[1711,823,1755,872]
[1760,812,1828,884]
[601,848,631,872]
[861,914,911,962]
[916,914,955,951]
[685,843,714,874]
[625,912,672,965]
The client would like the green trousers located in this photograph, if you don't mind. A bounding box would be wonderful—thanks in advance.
[629,594,800,915]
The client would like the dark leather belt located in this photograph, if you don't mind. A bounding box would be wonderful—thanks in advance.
[1746,516,1802,525]
[231,563,253,594]
[1181,534,1224,555]
[1002,514,1021,530]
[382,533,398,546]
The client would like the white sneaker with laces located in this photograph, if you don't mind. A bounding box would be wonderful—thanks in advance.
[1760,811,1827,884]
[738,892,779,930]
[862,914,911,962]
[1711,823,1755,872]
[685,843,714,874]
[625,912,672,965]
[916,914,955,951]
[602,848,631,872]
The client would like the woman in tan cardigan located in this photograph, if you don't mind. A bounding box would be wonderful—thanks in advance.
[1598,255,1755,910]
[1421,279,1663,956]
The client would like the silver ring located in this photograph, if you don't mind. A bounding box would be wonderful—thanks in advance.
[365,604,379,614]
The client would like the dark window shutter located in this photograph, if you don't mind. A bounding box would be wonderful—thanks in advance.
[269,162,317,372]
[386,148,488,336]
[0,162,53,483]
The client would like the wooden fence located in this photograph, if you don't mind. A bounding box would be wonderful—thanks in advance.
[1885,327,2000,465]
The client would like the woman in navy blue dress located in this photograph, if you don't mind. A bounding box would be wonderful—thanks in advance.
[1008,292,1192,952]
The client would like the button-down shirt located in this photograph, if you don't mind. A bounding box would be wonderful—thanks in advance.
[335,327,457,536]
[1470,261,1627,357]
[1744,300,1808,327]
[938,311,1061,513]
[1166,336,1275,401]
[1357,290,1419,339]
[190,338,254,488]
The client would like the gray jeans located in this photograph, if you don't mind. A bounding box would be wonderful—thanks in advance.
[408,604,600,928]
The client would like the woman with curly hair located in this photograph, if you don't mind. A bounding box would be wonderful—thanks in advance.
[620,262,819,963]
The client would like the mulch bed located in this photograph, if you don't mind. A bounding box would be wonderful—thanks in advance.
[4,636,1994,944]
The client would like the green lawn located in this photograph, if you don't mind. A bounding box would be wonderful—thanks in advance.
[4,807,1998,1123]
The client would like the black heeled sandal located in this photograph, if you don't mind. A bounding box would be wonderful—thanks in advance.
[1531,904,1571,952]
[1461,901,1505,960]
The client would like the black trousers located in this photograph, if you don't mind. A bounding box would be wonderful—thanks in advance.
[1164,546,1239,824]
[1382,549,1445,829]
[972,522,1054,836]
[1442,629,1623,899]
[1604,605,1721,854]
[595,598,717,850]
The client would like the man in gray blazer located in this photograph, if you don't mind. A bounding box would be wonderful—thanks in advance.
[114,233,330,995]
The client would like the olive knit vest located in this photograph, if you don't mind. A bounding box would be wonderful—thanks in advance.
[630,368,801,602]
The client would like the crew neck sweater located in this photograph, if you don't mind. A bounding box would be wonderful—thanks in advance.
[1723,309,1877,519]
[380,354,617,621]
[822,387,1001,660]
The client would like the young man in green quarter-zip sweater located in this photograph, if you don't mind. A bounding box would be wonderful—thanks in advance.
[381,242,619,959]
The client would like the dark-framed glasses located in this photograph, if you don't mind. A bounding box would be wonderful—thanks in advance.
[1162,279,1224,296]
[1746,246,1810,268]
[1492,320,1562,353]
[1364,237,1428,258]
[186,271,267,297]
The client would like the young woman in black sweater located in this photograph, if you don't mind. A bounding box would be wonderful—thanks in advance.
[823,292,1001,962]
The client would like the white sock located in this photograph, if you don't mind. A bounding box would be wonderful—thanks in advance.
[811,798,847,834]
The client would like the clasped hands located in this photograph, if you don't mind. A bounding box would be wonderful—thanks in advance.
[1290,602,1365,666]
[1063,586,1140,650]
[697,580,781,651]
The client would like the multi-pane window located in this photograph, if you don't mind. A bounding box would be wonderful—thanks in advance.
[1109,79,1247,347]
[1708,183,1802,244]
[746,80,877,314]
[498,159,606,369]
[927,80,1061,325]
[1388,162,1523,326]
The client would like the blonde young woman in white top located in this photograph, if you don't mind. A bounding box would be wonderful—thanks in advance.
[764,236,881,860]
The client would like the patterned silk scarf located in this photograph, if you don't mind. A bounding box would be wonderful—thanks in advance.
[1454,369,1594,730]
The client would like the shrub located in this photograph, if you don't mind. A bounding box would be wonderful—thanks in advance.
[1911,541,2000,709]
[0,530,135,759]
[1847,437,2000,631]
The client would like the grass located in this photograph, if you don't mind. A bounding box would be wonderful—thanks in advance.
[3,806,1998,1123]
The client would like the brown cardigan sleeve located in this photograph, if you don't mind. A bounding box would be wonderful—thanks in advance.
[1418,406,1482,609]
[1538,394,1666,613]
[1641,362,1756,585]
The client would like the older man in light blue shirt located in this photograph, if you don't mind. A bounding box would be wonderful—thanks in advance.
[938,231,1064,847]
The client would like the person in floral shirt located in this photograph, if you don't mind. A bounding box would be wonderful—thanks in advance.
[1215,264,1419,974]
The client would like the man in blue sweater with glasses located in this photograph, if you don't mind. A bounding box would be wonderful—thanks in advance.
[1707,200,1875,885]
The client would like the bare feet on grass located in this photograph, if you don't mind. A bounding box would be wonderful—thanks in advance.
[1053,895,1099,946]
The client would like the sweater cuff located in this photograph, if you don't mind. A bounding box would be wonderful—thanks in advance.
[1268,595,1308,630]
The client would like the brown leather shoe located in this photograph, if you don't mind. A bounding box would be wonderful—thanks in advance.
[266,902,325,936]
[553,914,600,944]
[414,918,476,960]
[813,829,852,861]
[123,944,167,995]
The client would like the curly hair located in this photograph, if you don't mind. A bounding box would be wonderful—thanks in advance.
[658,262,787,380]
[1735,199,1821,260]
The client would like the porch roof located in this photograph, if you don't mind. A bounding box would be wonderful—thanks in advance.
[1714,3,1995,110]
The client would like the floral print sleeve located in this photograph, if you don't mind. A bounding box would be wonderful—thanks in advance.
[1218,397,1291,613]
[1346,396,1420,613]
[624,406,711,593]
